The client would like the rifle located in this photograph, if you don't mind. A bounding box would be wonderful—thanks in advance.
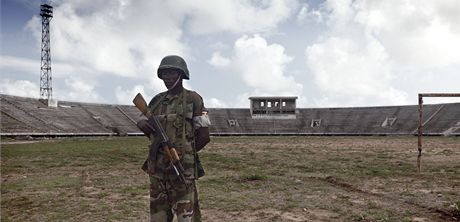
[133,93,188,187]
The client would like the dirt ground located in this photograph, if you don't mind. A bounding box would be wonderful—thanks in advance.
[1,136,459,221]
[198,136,460,222]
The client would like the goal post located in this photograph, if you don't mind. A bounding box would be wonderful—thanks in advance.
[417,93,460,172]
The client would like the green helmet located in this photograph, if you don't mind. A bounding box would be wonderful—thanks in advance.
[157,55,190,80]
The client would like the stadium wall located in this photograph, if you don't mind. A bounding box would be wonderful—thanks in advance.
[1,94,459,137]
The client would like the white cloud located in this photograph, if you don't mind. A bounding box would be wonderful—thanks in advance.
[297,3,323,24]
[0,55,105,102]
[20,0,298,106]
[0,56,38,75]
[26,0,188,79]
[0,55,82,80]
[205,35,304,107]
[209,42,229,51]
[6,0,458,108]
[423,97,460,105]
[207,35,303,108]
[115,85,145,105]
[149,77,170,93]
[352,0,460,67]
[307,36,398,95]
[19,0,302,105]
[323,0,355,30]
[175,0,299,34]
[235,92,252,108]
[208,52,230,67]
[205,98,229,108]
[24,0,300,81]
[297,4,309,22]
[304,0,460,107]
[60,76,104,103]
[306,36,407,107]
[0,79,39,98]
[232,35,302,95]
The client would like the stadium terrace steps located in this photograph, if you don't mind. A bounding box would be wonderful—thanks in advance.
[423,104,460,135]
[208,103,459,136]
[1,94,459,136]
[55,103,112,134]
[1,96,56,133]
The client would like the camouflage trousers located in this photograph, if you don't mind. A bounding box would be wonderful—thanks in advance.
[149,176,201,222]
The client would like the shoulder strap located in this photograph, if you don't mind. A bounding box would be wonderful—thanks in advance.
[182,89,188,142]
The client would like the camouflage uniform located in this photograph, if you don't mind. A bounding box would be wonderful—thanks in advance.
[147,88,208,222]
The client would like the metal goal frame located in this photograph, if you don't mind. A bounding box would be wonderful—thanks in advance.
[417,93,460,172]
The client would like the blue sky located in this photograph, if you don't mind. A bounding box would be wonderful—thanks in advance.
[1,0,459,108]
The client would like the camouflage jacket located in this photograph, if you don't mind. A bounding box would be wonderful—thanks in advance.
[147,88,206,180]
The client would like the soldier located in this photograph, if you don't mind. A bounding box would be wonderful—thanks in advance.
[137,55,210,222]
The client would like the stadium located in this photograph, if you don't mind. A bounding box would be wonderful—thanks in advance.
[2,93,460,221]
[1,94,460,137]
[2,1,460,222]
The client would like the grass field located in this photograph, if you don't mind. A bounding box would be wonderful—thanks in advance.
[1,136,459,221]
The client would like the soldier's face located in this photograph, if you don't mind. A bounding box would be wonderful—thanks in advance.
[161,69,181,89]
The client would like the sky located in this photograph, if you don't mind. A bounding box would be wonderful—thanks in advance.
[1,0,459,108]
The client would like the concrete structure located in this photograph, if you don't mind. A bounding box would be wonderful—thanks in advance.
[1,94,459,137]
[249,96,297,119]
[1,94,142,136]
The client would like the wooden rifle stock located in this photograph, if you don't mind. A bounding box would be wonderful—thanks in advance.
[132,93,151,118]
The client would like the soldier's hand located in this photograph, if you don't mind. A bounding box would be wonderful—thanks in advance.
[136,119,155,138]
[195,127,210,151]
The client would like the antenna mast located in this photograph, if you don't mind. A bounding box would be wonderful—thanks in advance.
[40,4,53,101]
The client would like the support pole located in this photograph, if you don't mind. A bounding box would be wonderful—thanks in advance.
[417,94,423,173]
[416,93,460,173]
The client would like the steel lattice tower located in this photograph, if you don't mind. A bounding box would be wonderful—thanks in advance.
[40,4,53,100]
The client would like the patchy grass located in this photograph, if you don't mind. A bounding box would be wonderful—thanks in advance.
[2,136,459,221]
[1,137,150,222]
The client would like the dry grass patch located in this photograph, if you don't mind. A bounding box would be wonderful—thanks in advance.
[2,136,459,221]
